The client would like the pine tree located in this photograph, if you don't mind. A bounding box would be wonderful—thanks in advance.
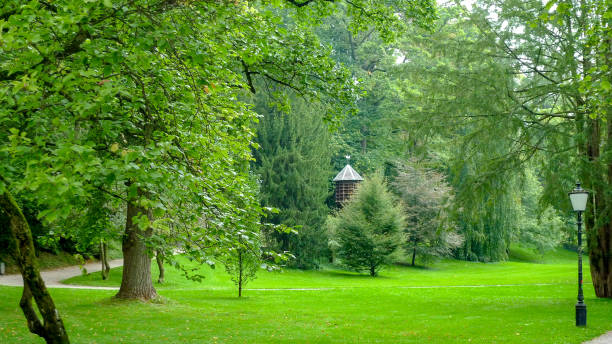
[329,173,403,276]
[253,98,332,268]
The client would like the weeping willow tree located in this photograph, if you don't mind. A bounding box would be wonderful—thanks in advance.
[451,159,523,262]
[387,4,560,262]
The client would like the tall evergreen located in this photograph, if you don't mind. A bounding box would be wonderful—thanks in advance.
[253,98,332,268]
[328,173,404,276]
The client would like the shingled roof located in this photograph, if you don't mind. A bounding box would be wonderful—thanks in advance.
[333,164,364,182]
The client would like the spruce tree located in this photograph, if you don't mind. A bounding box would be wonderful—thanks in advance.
[329,173,403,276]
[253,98,332,268]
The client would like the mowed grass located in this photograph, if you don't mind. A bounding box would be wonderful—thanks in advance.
[1,249,611,343]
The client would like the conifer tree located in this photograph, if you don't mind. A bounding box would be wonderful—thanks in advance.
[328,173,403,276]
[253,98,332,268]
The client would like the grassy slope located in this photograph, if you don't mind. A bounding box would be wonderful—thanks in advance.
[1,249,611,343]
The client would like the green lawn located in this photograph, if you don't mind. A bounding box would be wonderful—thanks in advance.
[1,250,611,343]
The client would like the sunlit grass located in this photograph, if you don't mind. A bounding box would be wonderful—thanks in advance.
[1,249,610,343]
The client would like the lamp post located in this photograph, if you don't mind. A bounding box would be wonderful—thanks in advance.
[569,182,589,327]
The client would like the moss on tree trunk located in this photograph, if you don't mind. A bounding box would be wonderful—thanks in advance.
[0,185,70,343]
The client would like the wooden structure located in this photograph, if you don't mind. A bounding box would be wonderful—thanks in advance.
[333,163,363,204]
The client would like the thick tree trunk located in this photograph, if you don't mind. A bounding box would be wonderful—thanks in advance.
[0,186,70,343]
[369,265,376,277]
[589,217,612,297]
[586,146,612,297]
[100,240,110,280]
[155,250,164,284]
[586,93,612,298]
[115,198,157,300]
[583,29,612,298]
[582,109,612,298]
[411,246,417,267]
[347,29,356,63]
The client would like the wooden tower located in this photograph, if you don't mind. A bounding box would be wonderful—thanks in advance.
[333,158,364,205]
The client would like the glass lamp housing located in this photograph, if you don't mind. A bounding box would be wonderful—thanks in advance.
[569,184,589,212]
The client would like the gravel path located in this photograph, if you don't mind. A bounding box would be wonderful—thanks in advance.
[0,259,123,290]
[584,331,612,344]
[582,331,612,344]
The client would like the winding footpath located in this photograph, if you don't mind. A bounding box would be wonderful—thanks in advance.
[0,260,609,343]
[0,259,123,290]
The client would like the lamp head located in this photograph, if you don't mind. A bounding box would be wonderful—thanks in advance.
[569,182,589,212]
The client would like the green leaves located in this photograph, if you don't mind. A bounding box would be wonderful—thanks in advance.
[0,0,438,287]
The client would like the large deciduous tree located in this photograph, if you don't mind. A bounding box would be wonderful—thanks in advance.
[2,0,260,301]
[0,0,437,316]
[392,161,462,266]
[459,0,612,297]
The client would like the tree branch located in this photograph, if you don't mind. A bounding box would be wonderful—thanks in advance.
[241,59,257,94]
[284,0,335,8]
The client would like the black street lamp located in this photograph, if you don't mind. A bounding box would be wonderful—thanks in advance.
[569,182,589,327]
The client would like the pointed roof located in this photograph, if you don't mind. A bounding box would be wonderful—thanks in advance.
[333,164,364,182]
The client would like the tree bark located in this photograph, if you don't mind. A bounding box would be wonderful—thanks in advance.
[369,265,376,277]
[238,249,243,298]
[585,115,612,298]
[347,29,356,63]
[583,23,612,298]
[103,242,110,277]
[585,94,612,298]
[581,106,612,298]
[0,186,70,343]
[100,240,110,280]
[115,196,157,300]
[573,1,612,298]
[155,250,164,284]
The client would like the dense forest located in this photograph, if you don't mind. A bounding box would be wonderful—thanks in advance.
[254,0,607,271]
[1,0,612,342]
